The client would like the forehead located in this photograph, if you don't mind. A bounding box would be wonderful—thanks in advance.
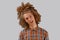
[23,12,33,18]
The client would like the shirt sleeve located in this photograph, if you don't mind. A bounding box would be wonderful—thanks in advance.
[45,34,49,40]
[44,31,49,40]
[18,31,24,40]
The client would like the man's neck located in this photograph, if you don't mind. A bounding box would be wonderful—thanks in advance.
[29,23,38,30]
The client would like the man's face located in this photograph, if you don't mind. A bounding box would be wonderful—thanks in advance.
[23,12,36,25]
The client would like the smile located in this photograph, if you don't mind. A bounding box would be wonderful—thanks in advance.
[30,21,33,23]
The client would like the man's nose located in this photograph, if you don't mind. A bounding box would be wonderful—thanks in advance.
[28,18,31,21]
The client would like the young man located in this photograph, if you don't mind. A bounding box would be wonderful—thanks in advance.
[17,2,49,40]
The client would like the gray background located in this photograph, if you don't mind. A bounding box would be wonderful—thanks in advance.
[0,0,60,40]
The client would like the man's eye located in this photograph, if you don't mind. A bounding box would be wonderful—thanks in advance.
[30,16,31,18]
[26,18,28,19]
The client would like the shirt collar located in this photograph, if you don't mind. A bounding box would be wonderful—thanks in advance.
[28,26,40,31]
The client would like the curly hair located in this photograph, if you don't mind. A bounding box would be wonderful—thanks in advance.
[17,2,41,29]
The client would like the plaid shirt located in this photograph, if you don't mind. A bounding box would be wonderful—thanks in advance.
[19,27,49,40]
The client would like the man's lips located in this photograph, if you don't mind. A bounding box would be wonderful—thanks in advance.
[30,21,33,23]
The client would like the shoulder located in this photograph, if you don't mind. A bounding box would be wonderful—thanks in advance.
[39,27,48,37]
[19,29,26,37]
[20,28,27,34]
[20,29,25,34]
[39,27,48,33]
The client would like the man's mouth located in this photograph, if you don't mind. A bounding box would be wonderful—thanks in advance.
[30,21,33,23]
